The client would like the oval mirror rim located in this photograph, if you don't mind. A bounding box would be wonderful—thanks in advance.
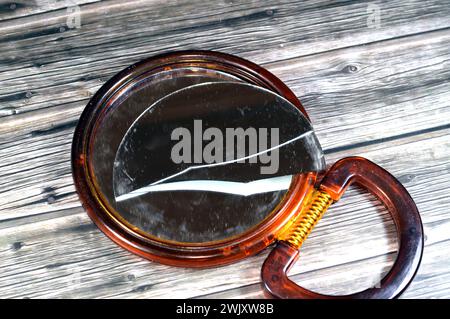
[72,50,320,267]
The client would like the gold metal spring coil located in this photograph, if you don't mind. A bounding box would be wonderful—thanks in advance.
[279,190,333,250]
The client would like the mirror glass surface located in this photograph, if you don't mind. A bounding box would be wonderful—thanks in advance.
[90,74,324,243]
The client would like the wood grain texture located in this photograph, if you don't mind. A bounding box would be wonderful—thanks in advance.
[2,27,450,221]
[1,127,449,299]
[1,0,450,117]
[0,0,449,299]
[0,0,101,22]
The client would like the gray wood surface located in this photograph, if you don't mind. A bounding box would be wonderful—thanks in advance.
[0,0,449,299]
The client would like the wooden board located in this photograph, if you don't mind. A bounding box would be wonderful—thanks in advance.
[0,0,449,299]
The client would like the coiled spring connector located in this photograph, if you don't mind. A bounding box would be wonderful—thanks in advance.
[278,189,333,250]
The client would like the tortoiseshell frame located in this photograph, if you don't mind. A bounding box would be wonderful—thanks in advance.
[72,50,318,267]
[72,51,424,298]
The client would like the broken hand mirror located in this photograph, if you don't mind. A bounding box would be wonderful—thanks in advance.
[72,51,423,299]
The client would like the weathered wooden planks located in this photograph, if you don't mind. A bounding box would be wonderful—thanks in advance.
[0,0,101,22]
[1,0,450,116]
[0,127,449,298]
[1,27,449,222]
[0,0,449,299]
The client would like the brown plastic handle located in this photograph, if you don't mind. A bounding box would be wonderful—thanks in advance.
[261,156,424,299]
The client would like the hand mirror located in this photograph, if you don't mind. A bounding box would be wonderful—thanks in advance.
[72,51,423,299]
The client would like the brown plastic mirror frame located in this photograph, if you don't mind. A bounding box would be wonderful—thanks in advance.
[72,50,423,299]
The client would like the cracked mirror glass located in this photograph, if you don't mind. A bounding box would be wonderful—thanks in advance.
[91,79,324,243]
